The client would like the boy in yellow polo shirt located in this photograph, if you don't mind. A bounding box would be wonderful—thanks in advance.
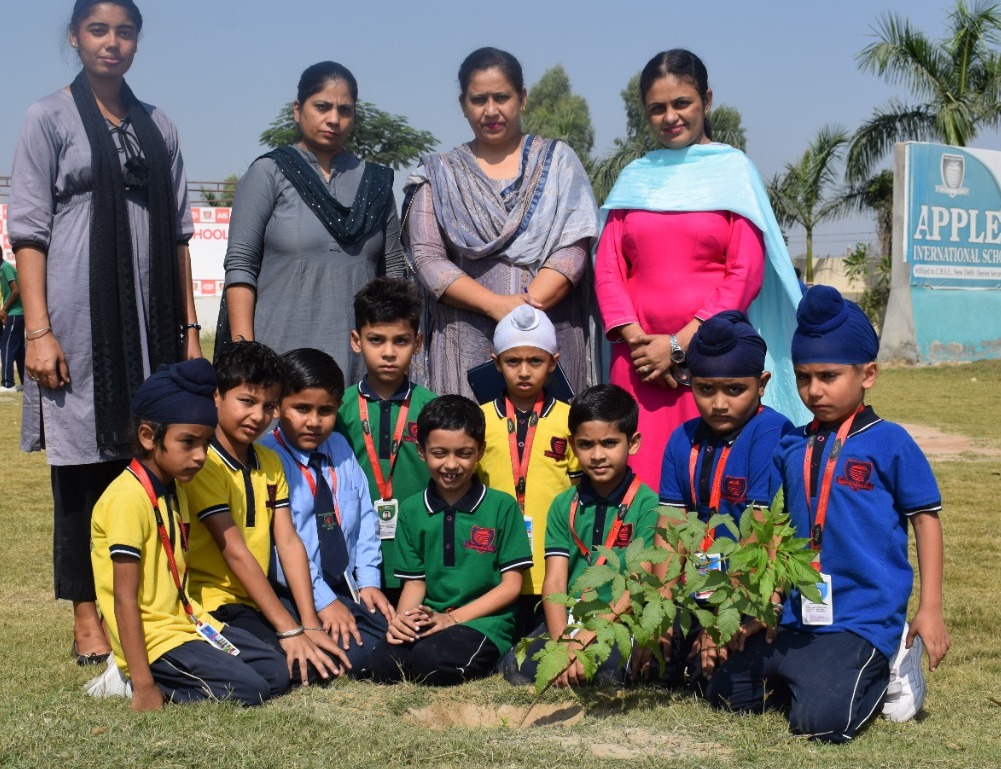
[182,342,349,685]
[476,305,580,643]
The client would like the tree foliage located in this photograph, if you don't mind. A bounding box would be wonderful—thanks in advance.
[848,0,1001,180]
[522,65,595,162]
[201,174,239,208]
[259,102,437,170]
[587,72,747,205]
[517,493,823,693]
[768,125,853,284]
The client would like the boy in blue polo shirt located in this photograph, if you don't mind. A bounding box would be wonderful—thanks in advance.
[653,311,793,685]
[707,286,950,742]
[369,395,533,686]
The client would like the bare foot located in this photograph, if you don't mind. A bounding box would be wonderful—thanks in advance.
[73,600,111,656]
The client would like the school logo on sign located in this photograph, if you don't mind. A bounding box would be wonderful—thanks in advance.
[837,459,875,492]
[464,526,496,553]
[935,153,969,197]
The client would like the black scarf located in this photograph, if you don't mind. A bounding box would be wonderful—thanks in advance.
[70,72,181,454]
[264,146,393,245]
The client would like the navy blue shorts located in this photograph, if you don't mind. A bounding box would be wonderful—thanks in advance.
[706,627,889,743]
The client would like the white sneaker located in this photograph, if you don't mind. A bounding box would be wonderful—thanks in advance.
[0,385,17,393]
[882,622,926,721]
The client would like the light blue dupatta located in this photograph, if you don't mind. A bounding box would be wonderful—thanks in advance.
[600,143,809,424]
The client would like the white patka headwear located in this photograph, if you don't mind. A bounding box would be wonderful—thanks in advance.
[492,305,558,355]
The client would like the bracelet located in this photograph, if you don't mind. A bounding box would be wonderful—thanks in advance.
[26,326,53,340]
[180,322,202,333]
[302,627,324,633]
[275,625,305,639]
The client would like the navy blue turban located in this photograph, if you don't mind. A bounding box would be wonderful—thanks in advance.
[131,358,218,427]
[687,310,767,378]
[791,285,879,364]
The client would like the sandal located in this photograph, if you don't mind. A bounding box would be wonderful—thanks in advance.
[72,640,112,666]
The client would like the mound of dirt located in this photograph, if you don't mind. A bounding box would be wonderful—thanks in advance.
[900,423,1001,458]
[405,701,584,730]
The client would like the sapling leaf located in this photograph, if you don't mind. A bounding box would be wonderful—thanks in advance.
[534,643,570,693]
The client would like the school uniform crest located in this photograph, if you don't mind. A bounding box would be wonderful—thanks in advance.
[265,483,278,513]
[544,437,568,461]
[464,526,497,554]
[613,523,634,548]
[404,421,419,443]
[721,476,748,503]
[837,459,875,492]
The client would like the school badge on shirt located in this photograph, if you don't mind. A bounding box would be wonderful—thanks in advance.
[464,526,496,554]
[836,459,874,492]
[545,437,568,461]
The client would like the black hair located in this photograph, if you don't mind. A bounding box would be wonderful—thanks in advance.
[131,418,168,458]
[280,347,345,401]
[416,395,485,447]
[213,340,284,396]
[458,47,524,97]
[70,0,143,34]
[353,277,422,333]
[639,49,713,141]
[568,384,640,438]
[297,61,358,105]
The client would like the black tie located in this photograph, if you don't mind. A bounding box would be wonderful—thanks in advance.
[308,452,350,590]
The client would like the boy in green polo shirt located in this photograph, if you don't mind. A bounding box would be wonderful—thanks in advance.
[369,395,533,686]
[336,278,435,605]
[504,384,660,687]
[0,259,25,391]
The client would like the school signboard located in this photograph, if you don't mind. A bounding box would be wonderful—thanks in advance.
[881,142,1001,363]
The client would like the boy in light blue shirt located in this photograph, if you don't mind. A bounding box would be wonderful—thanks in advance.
[260,348,392,677]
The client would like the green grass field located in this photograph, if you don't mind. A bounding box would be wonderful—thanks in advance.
[1,361,999,769]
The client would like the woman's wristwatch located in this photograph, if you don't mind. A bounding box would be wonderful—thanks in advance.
[669,334,686,364]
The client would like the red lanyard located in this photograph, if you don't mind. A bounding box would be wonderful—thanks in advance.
[129,458,195,619]
[272,429,341,526]
[506,393,544,512]
[688,442,733,552]
[358,395,410,501]
[802,405,863,569]
[568,476,643,566]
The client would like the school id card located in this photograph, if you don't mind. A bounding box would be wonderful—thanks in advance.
[194,618,240,656]
[801,572,834,626]
[376,498,399,540]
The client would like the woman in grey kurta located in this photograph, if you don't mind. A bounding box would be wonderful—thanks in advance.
[8,0,198,662]
[222,62,403,383]
[404,48,598,399]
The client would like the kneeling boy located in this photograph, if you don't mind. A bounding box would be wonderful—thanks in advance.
[505,384,660,687]
[370,395,533,686]
[706,286,949,742]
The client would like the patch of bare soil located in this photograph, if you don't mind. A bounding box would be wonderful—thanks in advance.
[555,728,728,760]
[899,423,1001,458]
[405,701,584,729]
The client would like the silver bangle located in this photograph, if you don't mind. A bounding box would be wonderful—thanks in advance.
[275,625,305,639]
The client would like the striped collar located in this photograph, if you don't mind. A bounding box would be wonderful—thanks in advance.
[210,437,261,472]
[491,391,556,419]
[359,376,412,402]
[423,477,487,515]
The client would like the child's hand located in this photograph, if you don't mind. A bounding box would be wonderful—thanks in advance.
[727,618,776,653]
[318,600,363,650]
[629,631,672,681]
[909,609,950,672]
[131,681,164,712]
[689,628,726,677]
[411,605,456,638]
[279,634,347,685]
[556,656,587,688]
[305,629,352,680]
[358,586,396,622]
[386,607,425,644]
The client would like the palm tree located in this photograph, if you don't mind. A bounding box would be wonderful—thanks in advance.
[847,0,1001,181]
[769,125,852,284]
